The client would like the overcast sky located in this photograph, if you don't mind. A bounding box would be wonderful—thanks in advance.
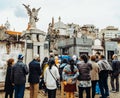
[0,0,120,32]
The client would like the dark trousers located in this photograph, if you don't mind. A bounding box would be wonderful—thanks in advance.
[110,75,119,91]
[5,92,13,98]
[78,87,91,98]
[39,78,47,93]
[14,84,25,98]
[99,71,109,98]
[47,89,56,98]
[91,80,98,98]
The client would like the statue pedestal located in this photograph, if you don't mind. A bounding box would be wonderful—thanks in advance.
[23,28,49,64]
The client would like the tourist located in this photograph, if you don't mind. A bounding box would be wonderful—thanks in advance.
[95,52,101,94]
[44,58,60,98]
[4,58,14,98]
[55,56,61,67]
[97,55,112,98]
[62,59,79,98]
[77,54,92,98]
[11,54,28,98]
[90,55,99,98]
[40,57,49,95]
[59,59,68,98]
[110,54,120,92]
[28,54,41,98]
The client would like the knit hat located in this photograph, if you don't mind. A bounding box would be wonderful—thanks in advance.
[18,54,24,59]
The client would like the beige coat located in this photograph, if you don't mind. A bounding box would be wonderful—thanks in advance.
[90,61,99,81]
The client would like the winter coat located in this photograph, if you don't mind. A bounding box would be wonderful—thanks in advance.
[90,61,99,81]
[28,59,41,83]
[111,59,120,76]
[11,60,28,85]
[77,61,92,81]
[97,59,112,72]
[44,65,60,89]
[4,66,14,94]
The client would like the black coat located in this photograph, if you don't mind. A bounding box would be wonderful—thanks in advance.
[11,61,29,85]
[111,60,120,76]
[28,59,41,83]
[4,66,14,94]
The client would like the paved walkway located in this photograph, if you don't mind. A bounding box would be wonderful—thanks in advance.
[0,88,120,98]
[0,78,120,98]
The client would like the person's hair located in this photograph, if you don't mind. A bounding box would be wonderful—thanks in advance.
[91,55,96,61]
[100,55,105,59]
[41,57,48,70]
[69,59,75,72]
[48,59,55,69]
[7,58,14,66]
[95,55,98,59]
[80,54,88,63]
[95,51,101,56]
[112,54,117,59]
[62,59,68,64]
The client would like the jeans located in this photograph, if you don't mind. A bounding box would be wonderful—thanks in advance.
[110,75,119,91]
[47,89,56,98]
[91,80,98,98]
[99,71,109,98]
[30,83,39,98]
[78,87,91,98]
[14,84,25,98]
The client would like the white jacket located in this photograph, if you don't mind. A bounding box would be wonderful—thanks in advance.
[44,65,60,89]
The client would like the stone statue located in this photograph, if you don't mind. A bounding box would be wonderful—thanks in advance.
[23,4,41,29]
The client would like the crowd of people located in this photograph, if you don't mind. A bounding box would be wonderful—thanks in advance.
[4,52,120,98]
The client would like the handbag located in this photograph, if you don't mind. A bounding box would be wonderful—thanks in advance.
[49,69,60,88]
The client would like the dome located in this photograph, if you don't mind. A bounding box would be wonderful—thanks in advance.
[54,17,67,29]
[94,39,101,46]
[4,20,10,30]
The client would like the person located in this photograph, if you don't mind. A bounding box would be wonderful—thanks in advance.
[4,58,14,98]
[39,57,49,95]
[28,54,41,98]
[55,56,60,67]
[44,58,60,98]
[95,52,101,94]
[59,59,68,98]
[77,54,92,98]
[11,54,28,98]
[59,52,71,63]
[97,55,112,98]
[72,55,79,65]
[110,54,120,92]
[90,55,99,98]
[62,59,79,98]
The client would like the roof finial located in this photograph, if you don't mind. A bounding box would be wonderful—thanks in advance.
[52,17,54,27]
[58,16,61,22]
[4,18,10,30]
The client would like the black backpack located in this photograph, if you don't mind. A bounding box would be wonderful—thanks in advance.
[59,63,67,81]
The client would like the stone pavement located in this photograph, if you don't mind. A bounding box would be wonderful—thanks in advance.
[0,88,120,98]
[0,78,120,98]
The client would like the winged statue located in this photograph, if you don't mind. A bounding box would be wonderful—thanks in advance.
[23,4,41,29]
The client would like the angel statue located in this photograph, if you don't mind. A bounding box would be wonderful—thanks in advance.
[23,4,41,29]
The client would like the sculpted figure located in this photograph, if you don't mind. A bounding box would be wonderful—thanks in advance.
[23,4,41,29]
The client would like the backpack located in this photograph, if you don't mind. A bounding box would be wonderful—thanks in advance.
[59,63,67,81]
